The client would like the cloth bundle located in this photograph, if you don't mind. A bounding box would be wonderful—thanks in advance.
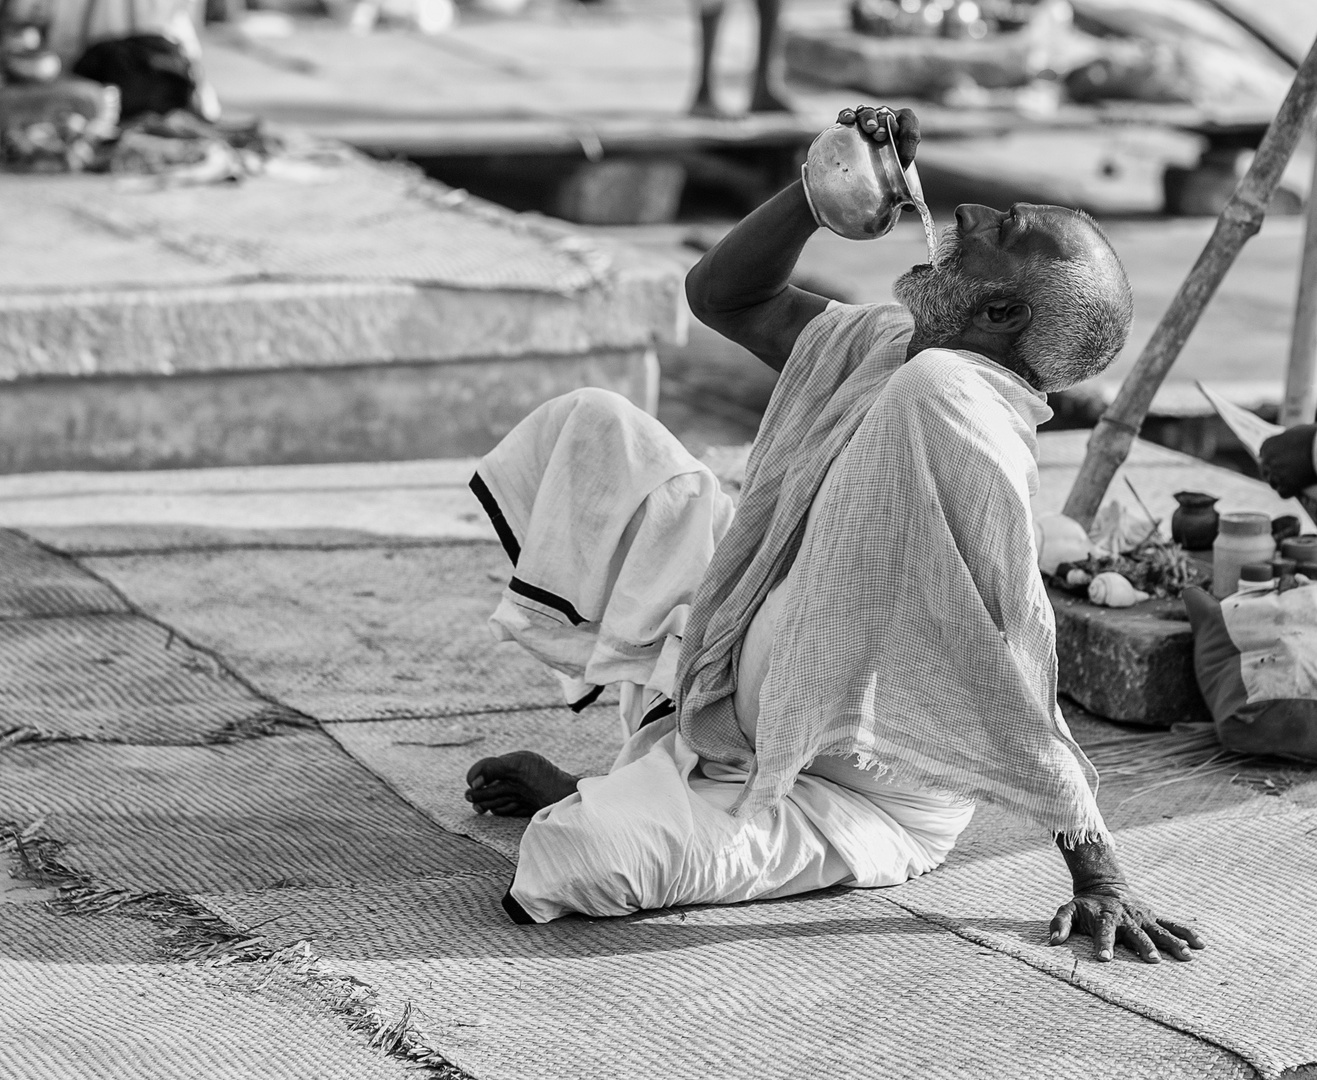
[1184,585,1317,763]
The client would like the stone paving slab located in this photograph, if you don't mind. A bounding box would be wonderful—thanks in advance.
[0,458,494,553]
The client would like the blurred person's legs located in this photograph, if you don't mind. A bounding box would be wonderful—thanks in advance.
[690,0,791,117]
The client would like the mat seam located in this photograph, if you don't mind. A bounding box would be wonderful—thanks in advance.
[16,528,322,733]
[882,894,1267,1080]
[323,699,618,725]
[317,717,516,871]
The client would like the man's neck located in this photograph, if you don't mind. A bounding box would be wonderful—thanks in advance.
[906,331,1036,388]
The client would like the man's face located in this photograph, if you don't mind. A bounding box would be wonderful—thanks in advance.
[892,202,1111,346]
[952,202,1101,281]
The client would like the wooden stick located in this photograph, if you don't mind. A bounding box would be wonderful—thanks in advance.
[1063,35,1317,529]
[1281,144,1317,428]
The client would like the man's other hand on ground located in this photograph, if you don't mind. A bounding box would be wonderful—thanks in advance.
[1050,888,1206,964]
[1053,833,1205,964]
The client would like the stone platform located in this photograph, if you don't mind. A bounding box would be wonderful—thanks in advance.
[0,150,681,472]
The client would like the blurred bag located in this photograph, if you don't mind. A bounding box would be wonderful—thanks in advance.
[72,32,194,119]
[1183,585,1317,763]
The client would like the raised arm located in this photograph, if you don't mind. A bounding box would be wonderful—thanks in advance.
[685,106,920,372]
[1050,834,1205,963]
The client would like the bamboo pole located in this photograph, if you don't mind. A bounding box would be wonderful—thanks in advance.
[1063,35,1317,529]
[1281,145,1317,428]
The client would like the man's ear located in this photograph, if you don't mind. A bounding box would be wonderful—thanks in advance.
[972,298,1032,336]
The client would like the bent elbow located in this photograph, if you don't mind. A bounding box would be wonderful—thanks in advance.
[684,259,716,328]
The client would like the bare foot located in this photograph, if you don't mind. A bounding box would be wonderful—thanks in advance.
[465,751,579,817]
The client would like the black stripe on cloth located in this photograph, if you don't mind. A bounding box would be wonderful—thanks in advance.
[639,697,676,729]
[501,888,535,925]
[569,684,605,713]
[508,576,586,626]
[469,473,521,566]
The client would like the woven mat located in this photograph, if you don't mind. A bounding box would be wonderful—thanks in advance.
[891,782,1317,1080]
[0,529,127,619]
[0,613,303,744]
[0,905,418,1080]
[0,731,506,893]
[85,544,584,722]
[326,706,624,862]
[203,875,1250,1080]
[13,158,609,294]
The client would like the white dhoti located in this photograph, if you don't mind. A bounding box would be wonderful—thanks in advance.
[509,717,975,923]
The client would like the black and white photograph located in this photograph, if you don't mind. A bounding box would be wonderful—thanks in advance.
[2,0,1315,1076]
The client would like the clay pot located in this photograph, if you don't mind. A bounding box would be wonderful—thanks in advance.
[1171,491,1219,550]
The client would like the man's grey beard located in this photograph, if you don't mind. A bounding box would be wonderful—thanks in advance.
[892,225,1011,347]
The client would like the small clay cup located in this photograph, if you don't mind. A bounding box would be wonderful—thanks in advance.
[1171,491,1219,550]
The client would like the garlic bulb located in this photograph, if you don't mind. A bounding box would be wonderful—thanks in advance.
[1087,572,1149,608]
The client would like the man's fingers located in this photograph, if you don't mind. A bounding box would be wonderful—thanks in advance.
[1095,908,1118,962]
[854,105,885,140]
[893,106,920,168]
[1049,902,1075,945]
[1118,924,1161,964]
[1143,922,1192,961]
[1156,919,1205,952]
[837,108,856,125]
[466,757,498,786]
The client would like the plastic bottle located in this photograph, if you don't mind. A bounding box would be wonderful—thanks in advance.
[1234,562,1275,596]
[1281,536,1317,564]
[1212,513,1275,598]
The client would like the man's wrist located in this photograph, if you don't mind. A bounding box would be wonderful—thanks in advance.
[1055,833,1127,896]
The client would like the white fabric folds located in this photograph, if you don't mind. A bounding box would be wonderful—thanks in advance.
[510,714,974,923]
[675,304,1108,842]
[472,388,735,713]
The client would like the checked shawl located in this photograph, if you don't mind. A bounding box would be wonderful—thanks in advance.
[675,303,1107,841]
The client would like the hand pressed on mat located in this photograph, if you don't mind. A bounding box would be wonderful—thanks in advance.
[1051,835,1206,964]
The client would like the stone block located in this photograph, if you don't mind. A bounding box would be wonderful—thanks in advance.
[0,348,658,472]
[1050,586,1210,728]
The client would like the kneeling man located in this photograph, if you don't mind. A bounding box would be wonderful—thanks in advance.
[466,106,1204,966]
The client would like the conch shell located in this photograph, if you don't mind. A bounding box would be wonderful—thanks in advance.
[1087,572,1149,608]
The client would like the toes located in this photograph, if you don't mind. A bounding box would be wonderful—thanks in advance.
[467,756,500,787]
[469,779,518,805]
[487,799,529,817]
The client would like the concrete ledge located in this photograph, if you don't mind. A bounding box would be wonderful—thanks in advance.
[0,255,682,380]
[0,348,657,472]
[1051,587,1210,729]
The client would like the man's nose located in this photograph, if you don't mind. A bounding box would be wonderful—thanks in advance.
[955,204,1002,233]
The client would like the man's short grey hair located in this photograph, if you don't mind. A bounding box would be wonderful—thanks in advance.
[892,212,1135,393]
[1012,216,1134,392]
